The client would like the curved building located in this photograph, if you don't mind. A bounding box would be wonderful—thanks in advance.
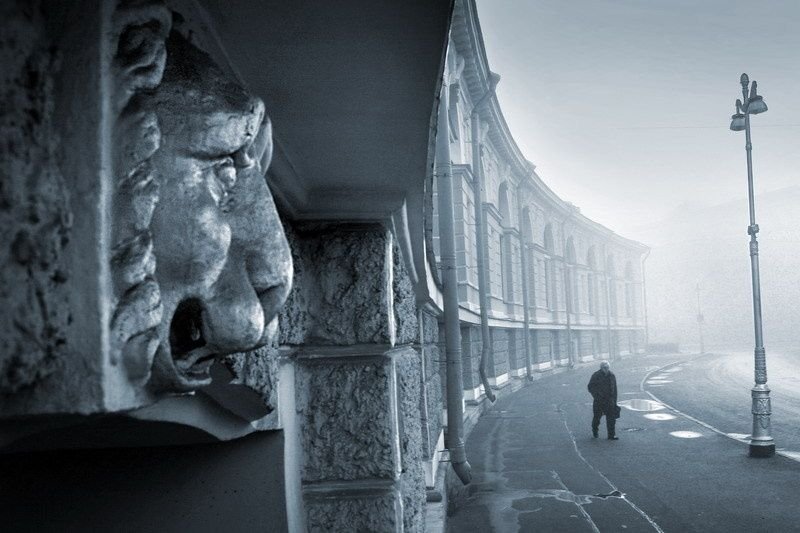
[434,0,648,403]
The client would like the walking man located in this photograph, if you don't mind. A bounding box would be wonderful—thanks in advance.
[588,361,618,440]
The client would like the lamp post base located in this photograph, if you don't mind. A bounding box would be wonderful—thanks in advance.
[749,443,775,458]
[750,383,774,458]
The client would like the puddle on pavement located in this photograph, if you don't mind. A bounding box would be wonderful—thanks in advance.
[526,489,593,505]
[622,427,644,432]
[726,432,750,441]
[524,488,626,505]
[670,430,704,439]
[643,413,676,421]
[618,399,665,411]
[646,379,673,385]
[662,368,683,373]
[594,490,624,499]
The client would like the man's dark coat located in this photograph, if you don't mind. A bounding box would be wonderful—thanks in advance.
[588,369,618,437]
[588,369,617,406]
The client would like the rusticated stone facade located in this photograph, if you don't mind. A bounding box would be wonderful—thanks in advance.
[296,355,399,482]
[1,2,71,395]
[274,225,429,530]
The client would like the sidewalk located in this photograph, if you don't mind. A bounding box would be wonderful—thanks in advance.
[446,354,800,532]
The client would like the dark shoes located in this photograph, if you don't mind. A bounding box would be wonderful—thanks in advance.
[608,436,619,440]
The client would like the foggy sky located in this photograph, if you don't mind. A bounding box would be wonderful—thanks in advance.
[476,0,800,237]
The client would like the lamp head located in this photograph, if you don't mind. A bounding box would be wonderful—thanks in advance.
[730,99,746,131]
[730,113,746,131]
[748,94,768,115]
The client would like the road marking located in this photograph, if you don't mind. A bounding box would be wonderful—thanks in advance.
[779,451,800,461]
[726,433,750,442]
[641,359,800,465]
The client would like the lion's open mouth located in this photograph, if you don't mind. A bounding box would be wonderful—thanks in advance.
[169,298,216,379]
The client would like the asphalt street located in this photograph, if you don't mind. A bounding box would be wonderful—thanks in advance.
[447,353,800,532]
[646,349,800,460]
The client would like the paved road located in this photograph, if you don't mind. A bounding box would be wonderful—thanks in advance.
[447,353,800,532]
[645,349,800,459]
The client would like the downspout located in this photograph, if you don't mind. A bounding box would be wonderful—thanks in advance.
[516,194,533,380]
[641,249,651,351]
[436,76,471,485]
[471,72,500,402]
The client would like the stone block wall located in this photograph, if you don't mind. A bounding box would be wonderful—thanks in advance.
[488,328,509,384]
[580,332,594,358]
[600,331,610,355]
[459,325,482,393]
[1,3,72,401]
[396,348,426,532]
[557,331,568,363]
[535,330,551,364]
[420,311,443,464]
[281,223,427,531]
[507,329,519,375]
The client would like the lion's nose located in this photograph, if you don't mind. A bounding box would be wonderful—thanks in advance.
[203,255,266,354]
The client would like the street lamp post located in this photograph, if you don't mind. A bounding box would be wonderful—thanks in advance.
[729,72,774,458]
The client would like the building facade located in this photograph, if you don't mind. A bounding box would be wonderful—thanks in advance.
[436,0,648,407]
[0,0,645,531]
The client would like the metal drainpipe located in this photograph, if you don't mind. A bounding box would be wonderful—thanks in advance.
[471,73,500,402]
[641,249,651,351]
[436,77,471,485]
[516,195,533,380]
